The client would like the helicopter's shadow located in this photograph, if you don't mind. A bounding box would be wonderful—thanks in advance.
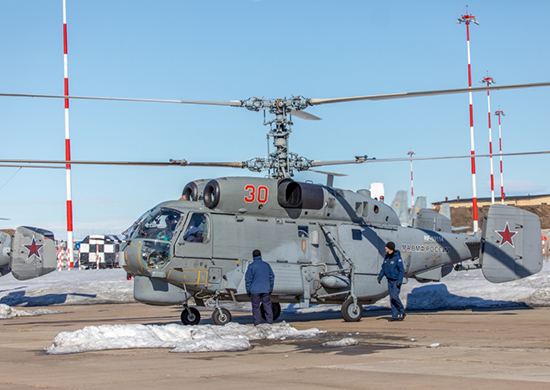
[0,290,97,307]
[404,284,531,311]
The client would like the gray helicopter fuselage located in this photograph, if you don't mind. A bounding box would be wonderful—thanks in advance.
[123,177,478,306]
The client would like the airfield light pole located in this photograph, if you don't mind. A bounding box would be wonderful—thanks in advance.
[495,108,506,204]
[481,74,496,204]
[457,8,480,231]
[62,0,75,268]
[408,150,415,209]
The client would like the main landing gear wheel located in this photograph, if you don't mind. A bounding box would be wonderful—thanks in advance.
[181,307,201,325]
[260,302,281,321]
[211,308,232,326]
[341,297,363,322]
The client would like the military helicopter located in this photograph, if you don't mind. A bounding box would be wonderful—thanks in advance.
[0,82,549,324]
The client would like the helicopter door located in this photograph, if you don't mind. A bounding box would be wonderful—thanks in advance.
[337,225,385,275]
[337,225,386,299]
[174,213,212,259]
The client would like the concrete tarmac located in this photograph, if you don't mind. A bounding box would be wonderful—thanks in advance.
[1,303,549,389]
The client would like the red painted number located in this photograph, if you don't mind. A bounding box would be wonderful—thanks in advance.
[244,185,269,204]
[257,186,268,203]
[244,185,255,203]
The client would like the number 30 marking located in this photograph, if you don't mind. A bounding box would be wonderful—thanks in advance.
[244,185,269,204]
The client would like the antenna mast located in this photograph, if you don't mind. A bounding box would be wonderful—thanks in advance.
[457,7,480,231]
[481,73,496,204]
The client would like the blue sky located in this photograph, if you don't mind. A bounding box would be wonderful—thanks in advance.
[1,1,549,240]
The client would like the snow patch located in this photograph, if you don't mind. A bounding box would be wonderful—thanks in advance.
[321,337,358,348]
[45,321,324,354]
[0,303,62,319]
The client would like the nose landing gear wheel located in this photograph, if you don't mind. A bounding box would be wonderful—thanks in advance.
[181,307,201,325]
[341,297,362,322]
[260,302,281,321]
[212,307,232,326]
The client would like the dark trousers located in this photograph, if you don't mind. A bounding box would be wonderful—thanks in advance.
[251,293,273,326]
[387,279,405,319]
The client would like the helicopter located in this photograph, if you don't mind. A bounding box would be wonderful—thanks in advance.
[0,82,548,324]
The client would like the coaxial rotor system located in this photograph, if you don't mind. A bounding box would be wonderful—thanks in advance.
[1,81,550,178]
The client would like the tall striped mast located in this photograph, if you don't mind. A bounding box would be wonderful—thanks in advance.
[481,74,496,204]
[495,108,506,204]
[63,0,74,268]
[456,8,480,231]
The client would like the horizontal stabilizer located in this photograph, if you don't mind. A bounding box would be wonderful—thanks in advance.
[10,226,56,280]
[480,205,543,283]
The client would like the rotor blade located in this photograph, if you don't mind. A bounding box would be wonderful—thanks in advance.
[290,109,321,120]
[309,82,550,105]
[0,159,246,168]
[0,93,242,107]
[310,150,550,167]
[0,164,64,169]
[309,169,347,177]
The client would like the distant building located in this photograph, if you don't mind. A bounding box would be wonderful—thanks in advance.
[79,235,125,269]
[432,194,550,209]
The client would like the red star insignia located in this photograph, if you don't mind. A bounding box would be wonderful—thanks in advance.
[495,222,517,248]
[24,237,43,259]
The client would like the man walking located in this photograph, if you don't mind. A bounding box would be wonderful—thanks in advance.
[377,241,406,321]
[245,249,275,326]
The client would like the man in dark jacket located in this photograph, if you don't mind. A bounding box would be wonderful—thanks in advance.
[377,241,406,321]
[245,249,275,326]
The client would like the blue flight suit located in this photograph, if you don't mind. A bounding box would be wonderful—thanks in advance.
[378,249,406,319]
[245,255,275,326]
[183,226,203,242]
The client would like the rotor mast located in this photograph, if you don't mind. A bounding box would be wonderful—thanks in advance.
[241,97,313,179]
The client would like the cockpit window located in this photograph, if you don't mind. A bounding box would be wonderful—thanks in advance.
[182,213,209,243]
[135,209,183,242]
[142,240,171,269]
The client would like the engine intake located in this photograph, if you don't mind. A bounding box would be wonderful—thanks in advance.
[277,179,324,210]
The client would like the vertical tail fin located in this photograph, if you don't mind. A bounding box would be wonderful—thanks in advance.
[390,190,409,226]
[409,196,427,225]
[10,226,57,280]
[480,205,543,283]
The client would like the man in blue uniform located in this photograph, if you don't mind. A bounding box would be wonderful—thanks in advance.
[378,241,406,322]
[245,249,275,326]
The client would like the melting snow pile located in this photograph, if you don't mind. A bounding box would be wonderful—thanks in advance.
[45,321,324,354]
[321,337,358,348]
[0,303,62,319]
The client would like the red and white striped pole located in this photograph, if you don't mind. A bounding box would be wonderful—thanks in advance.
[63,0,75,268]
[407,150,415,209]
[481,74,496,204]
[457,9,480,231]
[495,108,506,204]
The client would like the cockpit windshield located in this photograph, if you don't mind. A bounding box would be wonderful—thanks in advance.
[133,208,184,242]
